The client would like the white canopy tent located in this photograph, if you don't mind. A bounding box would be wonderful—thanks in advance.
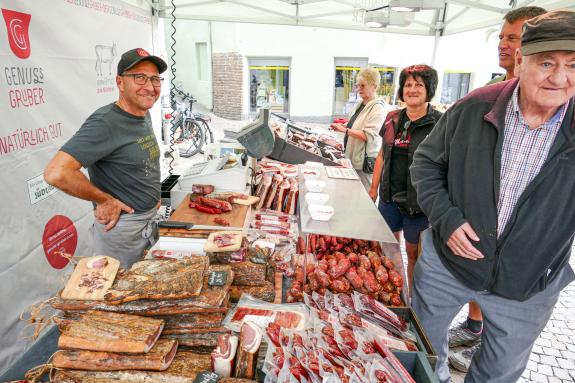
[154,0,575,35]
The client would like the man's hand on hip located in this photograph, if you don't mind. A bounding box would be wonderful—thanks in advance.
[446,223,484,260]
[95,198,134,232]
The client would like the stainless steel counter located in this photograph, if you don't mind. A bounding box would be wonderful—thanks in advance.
[298,166,398,244]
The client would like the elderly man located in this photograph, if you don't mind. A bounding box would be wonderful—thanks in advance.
[45,48,167,266]
[411,10,575,383]
[448,6,548,372]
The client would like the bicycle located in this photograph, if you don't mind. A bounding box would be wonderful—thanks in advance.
[170,88,214,157]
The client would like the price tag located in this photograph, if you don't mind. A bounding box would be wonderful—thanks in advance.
[208,271,227,286]
[193,371,220,383]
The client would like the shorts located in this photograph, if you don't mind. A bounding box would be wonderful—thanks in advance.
[378,200,429,244]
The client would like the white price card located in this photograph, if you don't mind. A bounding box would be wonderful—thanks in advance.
[325,166,359,180]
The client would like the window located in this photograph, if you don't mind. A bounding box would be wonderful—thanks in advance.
[196,42,208,81]
[372,65,397,104]
[249,58,290,114]
[441,72,471,104]
[333,58,368,116]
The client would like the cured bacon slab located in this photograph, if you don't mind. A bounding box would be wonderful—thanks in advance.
[104,257,208,304]
[53,339,178,371]
[230,262,267,286]
[264,174,283,209]
[161,327,230,348]
[284,183,299,215]
[57,311,164,354]
[255,174,273,210]
[161,313,225,329]
[229,282,275,303]
[53,265,232,315]
[51,351,212,383]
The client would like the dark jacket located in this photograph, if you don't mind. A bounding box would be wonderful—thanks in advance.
[411,78,575,301]
[379,105,443,215]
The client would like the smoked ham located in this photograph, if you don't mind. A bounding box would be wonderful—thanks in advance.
[56,311,164,354]
[234,321,262,379]
[211,333,239,378]
[52,339,178,371]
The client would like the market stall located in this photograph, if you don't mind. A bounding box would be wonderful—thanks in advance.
[1,128,438,382]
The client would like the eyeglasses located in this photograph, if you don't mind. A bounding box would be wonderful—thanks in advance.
[122,73,164,87]
[400,120,411,141]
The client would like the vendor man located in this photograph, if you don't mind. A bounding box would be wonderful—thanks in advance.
[44,48,167,266]
[410,10,575,383]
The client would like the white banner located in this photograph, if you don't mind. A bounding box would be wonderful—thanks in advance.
[0,0,159,371]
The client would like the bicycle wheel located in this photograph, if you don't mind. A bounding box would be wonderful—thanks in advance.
[198,119,214,144]
[179,119,205,157]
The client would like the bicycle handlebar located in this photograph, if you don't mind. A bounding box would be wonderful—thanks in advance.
[173,87,197,103]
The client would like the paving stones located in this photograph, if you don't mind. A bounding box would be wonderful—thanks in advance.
[448,256,575,382]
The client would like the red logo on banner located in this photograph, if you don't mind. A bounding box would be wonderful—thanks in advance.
[136,48,149,57]
[42,215,78,269]
[2,8,31,59]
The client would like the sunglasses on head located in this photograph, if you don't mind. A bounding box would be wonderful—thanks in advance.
[400,120,411,141]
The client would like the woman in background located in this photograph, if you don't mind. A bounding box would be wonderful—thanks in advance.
[330,67,388,189]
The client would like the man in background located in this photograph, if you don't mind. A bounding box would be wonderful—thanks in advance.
[487,6,547,85]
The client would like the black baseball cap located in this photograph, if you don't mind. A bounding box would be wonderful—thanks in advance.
[521,10,575,56]
[117,48,167,75]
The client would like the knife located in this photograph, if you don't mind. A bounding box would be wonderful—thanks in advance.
[158,221,195,230]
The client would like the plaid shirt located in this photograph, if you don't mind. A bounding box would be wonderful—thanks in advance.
[497,85,568,237]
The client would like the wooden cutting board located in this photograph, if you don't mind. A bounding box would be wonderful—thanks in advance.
[159,194,251,238]
[61,256,120,301]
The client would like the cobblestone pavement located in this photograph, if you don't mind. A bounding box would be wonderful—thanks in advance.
[451,255,575,383]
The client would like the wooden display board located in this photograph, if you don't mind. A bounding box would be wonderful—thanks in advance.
[159,194,251,238]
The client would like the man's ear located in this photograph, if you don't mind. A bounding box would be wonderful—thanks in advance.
[116,75,123,90]
[514,50,524,78]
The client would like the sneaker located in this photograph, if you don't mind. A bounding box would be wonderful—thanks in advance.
[449,343,481,373]
[448,321,482,348]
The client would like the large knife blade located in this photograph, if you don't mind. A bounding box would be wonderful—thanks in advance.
[158,221,195,230]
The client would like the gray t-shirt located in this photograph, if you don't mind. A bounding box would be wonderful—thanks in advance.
[61,103,161,213]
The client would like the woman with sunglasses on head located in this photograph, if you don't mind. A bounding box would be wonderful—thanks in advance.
[369,64,442,293]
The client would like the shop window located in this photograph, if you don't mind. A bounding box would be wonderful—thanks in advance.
[373,66,397,104]
[333,58,396,116]
[249,58,290,114]
[196,42,208,81]
[333,58,367,117]
[441,72,471,104]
